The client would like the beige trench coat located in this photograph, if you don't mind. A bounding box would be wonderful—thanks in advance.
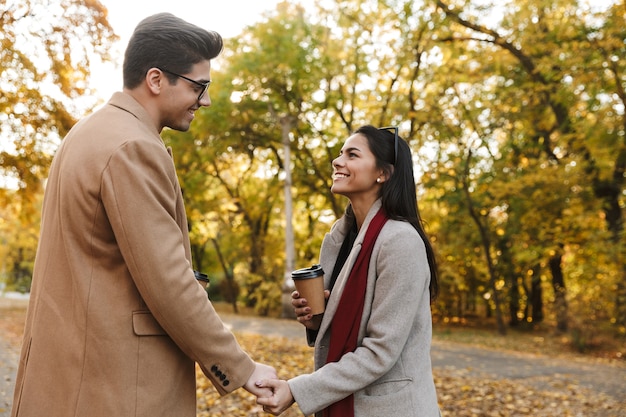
[11,92,255,417]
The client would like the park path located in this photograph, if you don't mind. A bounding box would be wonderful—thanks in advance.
[218,311,626,401]
[1,294,625,417]
[0,294,27,417]
[0,337,18,417]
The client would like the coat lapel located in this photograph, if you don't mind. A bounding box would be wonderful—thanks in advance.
[316,200,383,343]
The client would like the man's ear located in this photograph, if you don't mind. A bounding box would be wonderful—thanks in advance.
[145,68,164,96]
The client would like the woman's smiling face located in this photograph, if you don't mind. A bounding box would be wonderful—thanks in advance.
[331,133,384,205]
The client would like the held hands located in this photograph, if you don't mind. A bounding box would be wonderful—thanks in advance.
[255,379,295,415]
[291,290,330,330]
[250,290,331,415]
[243,362,277,399]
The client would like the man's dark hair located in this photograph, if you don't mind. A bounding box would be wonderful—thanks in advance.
[123,13,223,89]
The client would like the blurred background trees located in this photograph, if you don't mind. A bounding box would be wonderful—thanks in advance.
[1,0,624,341]
[1,0,116,290]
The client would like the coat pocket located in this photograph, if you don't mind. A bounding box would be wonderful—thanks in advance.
[132,311,167,336]
[362,377,412,397]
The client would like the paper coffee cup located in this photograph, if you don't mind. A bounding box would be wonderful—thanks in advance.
[292,264,325,315]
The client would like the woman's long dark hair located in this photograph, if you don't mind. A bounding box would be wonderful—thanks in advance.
[353,125,439,301]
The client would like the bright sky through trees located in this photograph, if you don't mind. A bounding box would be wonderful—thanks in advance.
[91,0,315,105]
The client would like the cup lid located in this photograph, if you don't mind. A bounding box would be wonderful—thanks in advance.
[194,270,209,282]
[291,264,324,279]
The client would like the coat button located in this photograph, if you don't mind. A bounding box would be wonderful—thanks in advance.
[223,380,230,387]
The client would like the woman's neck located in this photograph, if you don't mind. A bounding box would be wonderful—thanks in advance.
[350,197,378,230]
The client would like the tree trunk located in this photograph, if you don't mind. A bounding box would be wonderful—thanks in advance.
[530,264,544,324]
[616,261,626,330]
[279,115,298,318]
[508,279,520,327]
[211,238,239,314]
[549,245,567,332]
[466,266,478,315]
[462,150,506,335]
[498,238,520,327]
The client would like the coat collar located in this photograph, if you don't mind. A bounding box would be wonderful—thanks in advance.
[318,199,384,338]
[108,92,163,145]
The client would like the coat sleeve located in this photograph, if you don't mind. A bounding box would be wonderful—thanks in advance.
[288,223,430,415]
[101,139,255,395]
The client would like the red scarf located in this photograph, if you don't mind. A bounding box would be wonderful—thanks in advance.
[323,208,389,417]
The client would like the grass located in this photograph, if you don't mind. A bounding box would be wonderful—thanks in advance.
[211,301,626,363]
[432,318,625,363]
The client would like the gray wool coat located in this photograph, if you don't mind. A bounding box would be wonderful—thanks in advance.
[288,200,440,417]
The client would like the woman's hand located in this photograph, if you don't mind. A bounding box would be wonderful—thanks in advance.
[291,290,329,330]
[255,379,295,415]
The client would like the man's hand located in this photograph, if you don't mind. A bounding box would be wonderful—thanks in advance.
[243,362,277,398]
[255,379,295,415]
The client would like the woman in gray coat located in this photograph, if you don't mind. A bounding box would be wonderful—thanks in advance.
[258,125,440,416]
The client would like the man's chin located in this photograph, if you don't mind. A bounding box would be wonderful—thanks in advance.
[166,122,191,132]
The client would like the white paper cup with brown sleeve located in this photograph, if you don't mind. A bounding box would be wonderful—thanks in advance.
[291,264,325,315]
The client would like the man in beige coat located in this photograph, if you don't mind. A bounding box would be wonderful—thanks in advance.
[11,13,275,417]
